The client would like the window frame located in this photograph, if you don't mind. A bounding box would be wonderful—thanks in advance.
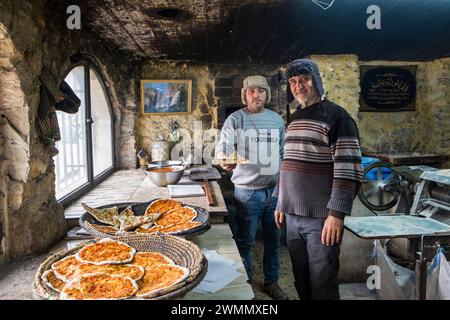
[57,62,116,208]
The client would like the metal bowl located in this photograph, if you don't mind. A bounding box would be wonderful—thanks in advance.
[147,160,184,169]
[145,165,185,187]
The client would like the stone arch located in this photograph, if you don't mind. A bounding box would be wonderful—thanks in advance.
[61,52,137,169]
[59,53,123,166]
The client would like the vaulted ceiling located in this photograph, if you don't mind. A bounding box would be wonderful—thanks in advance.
[47,0,450,63]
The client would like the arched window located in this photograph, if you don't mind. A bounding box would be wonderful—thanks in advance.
[55,65,115,204]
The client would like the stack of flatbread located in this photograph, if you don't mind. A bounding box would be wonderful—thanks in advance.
[41,238,190,300]
[82,203,162,235]
[135,199,202,234]
[83,199,203,236]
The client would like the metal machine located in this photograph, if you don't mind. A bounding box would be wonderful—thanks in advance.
[346,160,450,299]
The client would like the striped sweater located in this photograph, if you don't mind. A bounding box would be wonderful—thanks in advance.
[274,99,363,219]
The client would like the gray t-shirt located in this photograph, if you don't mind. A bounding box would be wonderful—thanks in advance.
[215,108,285,189]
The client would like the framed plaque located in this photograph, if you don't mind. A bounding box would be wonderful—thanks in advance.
[360,65,416,112]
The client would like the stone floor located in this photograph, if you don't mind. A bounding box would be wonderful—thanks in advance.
[0,170,377,300]
[251,239,377,300]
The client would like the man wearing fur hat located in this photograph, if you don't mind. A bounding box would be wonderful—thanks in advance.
[215,75,287,300]
[273,59,363,300]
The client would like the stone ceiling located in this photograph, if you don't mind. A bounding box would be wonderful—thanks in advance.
[47,0,450,63]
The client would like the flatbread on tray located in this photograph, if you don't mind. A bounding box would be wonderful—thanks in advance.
[135,225,162,234]
[118,212,162,232]
[136,264,190,299]
[75,238,136,265]
[119,206,134,217]
[60,273,138,300]
[136,221,202,234]
[158,221,203,234]
[131,252,174,270]
[82,203,120,227]
[60,280,85,300]
[145,199,182,216]
[41,270,66,292]
[155,206,197,227]
[73,263,145,281]
[51,255,83,281]
[85,221,118,235]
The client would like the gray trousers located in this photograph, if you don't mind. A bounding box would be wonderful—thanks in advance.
[285,214,341,300]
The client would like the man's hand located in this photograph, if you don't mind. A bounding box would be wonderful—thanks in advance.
[321,214,344,246]
[274,210,285,229]
[221,164,237,172]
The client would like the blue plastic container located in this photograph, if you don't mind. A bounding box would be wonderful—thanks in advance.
[361,157,391,180]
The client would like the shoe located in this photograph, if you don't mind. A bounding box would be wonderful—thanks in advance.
[263,283,289,300]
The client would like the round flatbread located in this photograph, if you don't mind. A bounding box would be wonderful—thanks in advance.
[136,264,190,299]
[51,255,83,281]
[145,199,182,216]
[76,238,136,265]
[73,263,145,281]
[135,225,162,234]
[132,252,174,270]
[41,270,66,292]
[158,221,203,234]
[60,280,85,300]
[155,206,197,227]
[61,273,138,300]
[85,221,118,235]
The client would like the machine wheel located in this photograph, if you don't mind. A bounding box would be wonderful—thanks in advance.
[358,161,402,211]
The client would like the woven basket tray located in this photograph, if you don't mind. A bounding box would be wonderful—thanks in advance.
[34,234,207,300]
[79,199,210,239]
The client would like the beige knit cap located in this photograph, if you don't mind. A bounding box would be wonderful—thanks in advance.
[241,75,271,105]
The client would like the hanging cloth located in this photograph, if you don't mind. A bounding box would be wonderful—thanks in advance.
[36,67,81,146]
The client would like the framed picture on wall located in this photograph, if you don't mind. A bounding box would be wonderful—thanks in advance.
[140,79,192,115]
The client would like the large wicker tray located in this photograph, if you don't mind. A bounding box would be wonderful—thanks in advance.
[34,234,207,300]
[79,200,210,239]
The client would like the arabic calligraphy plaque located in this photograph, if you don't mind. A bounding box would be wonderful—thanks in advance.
[360,66,416,111]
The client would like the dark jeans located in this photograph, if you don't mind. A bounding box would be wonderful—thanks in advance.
[233,186,280,284]
[285,214,341,300]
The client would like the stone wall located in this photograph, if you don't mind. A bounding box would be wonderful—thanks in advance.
[359,59,450,160]
[136,55,449,168]
[136,62,218,161]
[135,62,287,158]
[0,1,66,260]
[310,54,361,122]
[0,0,142,261]
[306,55,449,162]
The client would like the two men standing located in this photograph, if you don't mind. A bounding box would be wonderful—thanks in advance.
[215,59,362,300]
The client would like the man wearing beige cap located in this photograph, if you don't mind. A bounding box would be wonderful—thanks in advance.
[215,75,287,300]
